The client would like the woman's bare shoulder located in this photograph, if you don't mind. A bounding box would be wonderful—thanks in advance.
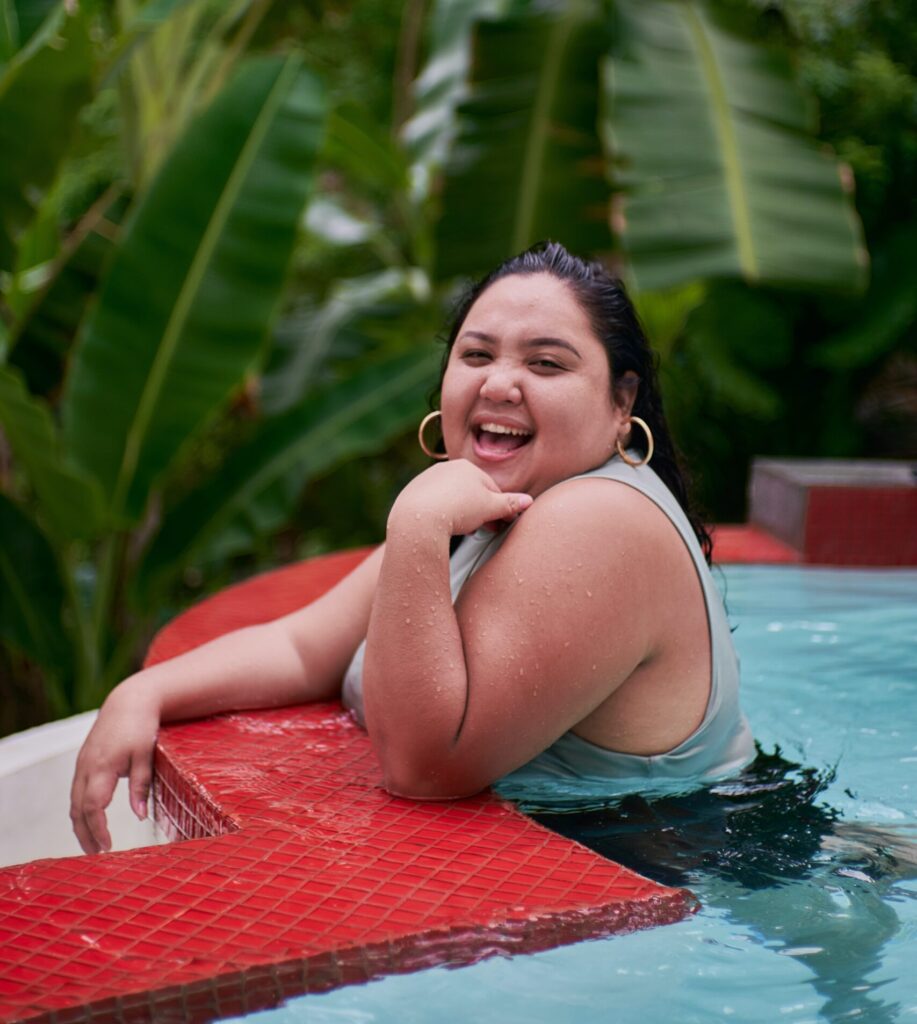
[504,474,686,572]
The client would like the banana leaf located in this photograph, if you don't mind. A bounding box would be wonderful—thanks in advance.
[8,198,121,397]
[0,493,72,680]
[0,367,104,540]
[2,1,57,56]
[0,2,15,64]
[402,0,521,176]
[324,102,411,201]
[137,346,440,596]
[433,6,612,280]
[260,268,430,414]
[4,173,61,325]
[605,0,867,292]
[0,2,93,271]
[62,54,326,525]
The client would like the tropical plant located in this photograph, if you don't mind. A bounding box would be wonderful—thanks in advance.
[1,0,871,731]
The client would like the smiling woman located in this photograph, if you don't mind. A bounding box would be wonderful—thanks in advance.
[70,242,754,853]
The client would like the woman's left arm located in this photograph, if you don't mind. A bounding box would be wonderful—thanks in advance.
[362,465,663,798]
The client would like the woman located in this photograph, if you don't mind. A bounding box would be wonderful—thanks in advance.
[70,242,754,854]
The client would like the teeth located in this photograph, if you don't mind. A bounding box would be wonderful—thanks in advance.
[480,422,531,437]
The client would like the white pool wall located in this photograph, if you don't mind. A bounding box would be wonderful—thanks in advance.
[0,710,164,869]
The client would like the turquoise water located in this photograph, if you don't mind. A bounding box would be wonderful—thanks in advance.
[230,567,917,1024]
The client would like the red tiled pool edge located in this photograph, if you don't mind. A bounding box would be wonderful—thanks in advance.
[0,548,699,1024]
[711,524,801,564]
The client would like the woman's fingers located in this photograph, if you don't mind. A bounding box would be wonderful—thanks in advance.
[128,755,153,822]
[493,491,533,524]
[70,768,117,854]
[506,492,533,516]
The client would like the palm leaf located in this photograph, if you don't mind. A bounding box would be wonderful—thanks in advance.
[61,54,326,524]
[137,347,440,595]
[433,5,611,280]
[605,0,866,291]
[0,367,104,540]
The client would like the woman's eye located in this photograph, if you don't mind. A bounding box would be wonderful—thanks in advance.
[461,350,491,362]
[532,358,563,371]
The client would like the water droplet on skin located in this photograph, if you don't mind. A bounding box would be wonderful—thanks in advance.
[519,667,525,676]
[592,664,597,671]
[586,590,593,598]
[564,641,570,648]
[414,512,421,520]
[415,566,422,573]
[404,617,411,624]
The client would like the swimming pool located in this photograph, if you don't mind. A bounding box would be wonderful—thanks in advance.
[227,566,917,1023]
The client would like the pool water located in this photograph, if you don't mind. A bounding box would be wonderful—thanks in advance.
[228,567,917,1024]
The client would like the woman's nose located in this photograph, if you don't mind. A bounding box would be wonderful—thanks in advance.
[479,364,522,404]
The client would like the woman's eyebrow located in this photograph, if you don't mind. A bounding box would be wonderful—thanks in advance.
[458,330,496,344]
[458,330,582,359]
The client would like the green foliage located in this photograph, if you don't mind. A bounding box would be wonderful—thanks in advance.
[62,54,326,524]
[607,0,866,291]
[0,3,93,271]
[138,346,441,596]
[4,0,909,734]
[0,366,104,540]
[0,494,72,709]
[434,5,612,278]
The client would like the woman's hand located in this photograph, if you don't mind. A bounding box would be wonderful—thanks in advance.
[387,459,532,539]
[70,681,160,854]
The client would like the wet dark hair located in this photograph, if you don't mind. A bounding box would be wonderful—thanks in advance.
[440,240,713,564]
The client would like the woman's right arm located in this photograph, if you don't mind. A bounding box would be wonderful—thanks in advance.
[70,546,384,854]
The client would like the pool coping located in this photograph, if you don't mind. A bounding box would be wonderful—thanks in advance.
[1,547,709,1024]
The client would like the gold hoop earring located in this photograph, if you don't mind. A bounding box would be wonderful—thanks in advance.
[615,416,654,468]
[418,411,449,460]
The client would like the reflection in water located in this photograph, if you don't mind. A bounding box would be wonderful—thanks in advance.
[532,747,917,1024]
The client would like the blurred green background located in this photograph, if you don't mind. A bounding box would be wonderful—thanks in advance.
[1,0,914,735]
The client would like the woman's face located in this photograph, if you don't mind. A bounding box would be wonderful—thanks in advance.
[440,273,629,498]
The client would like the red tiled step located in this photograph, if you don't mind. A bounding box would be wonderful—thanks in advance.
[0,549,695,1024]
[710,524,801,564]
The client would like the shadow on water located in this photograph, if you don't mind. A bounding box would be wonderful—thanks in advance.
[531,746,917,1023]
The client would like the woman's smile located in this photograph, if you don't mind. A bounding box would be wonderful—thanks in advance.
[472,420,534,459]
[440,273,625,498]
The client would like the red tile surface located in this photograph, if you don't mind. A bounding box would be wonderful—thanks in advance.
[0,549,695,1024]
[711,524,802,564]
[804,487,917,565]
[747,458,917,565]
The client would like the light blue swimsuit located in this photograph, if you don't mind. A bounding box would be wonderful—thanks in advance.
[342,453,755,805]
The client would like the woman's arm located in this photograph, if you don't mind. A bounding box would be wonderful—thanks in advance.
[70,546,384,854]
[363,471,677,798]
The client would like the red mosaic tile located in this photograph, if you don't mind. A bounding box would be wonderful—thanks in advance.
[711,523,802,564]
[0,548,696,1024]
[748,458,917,565]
